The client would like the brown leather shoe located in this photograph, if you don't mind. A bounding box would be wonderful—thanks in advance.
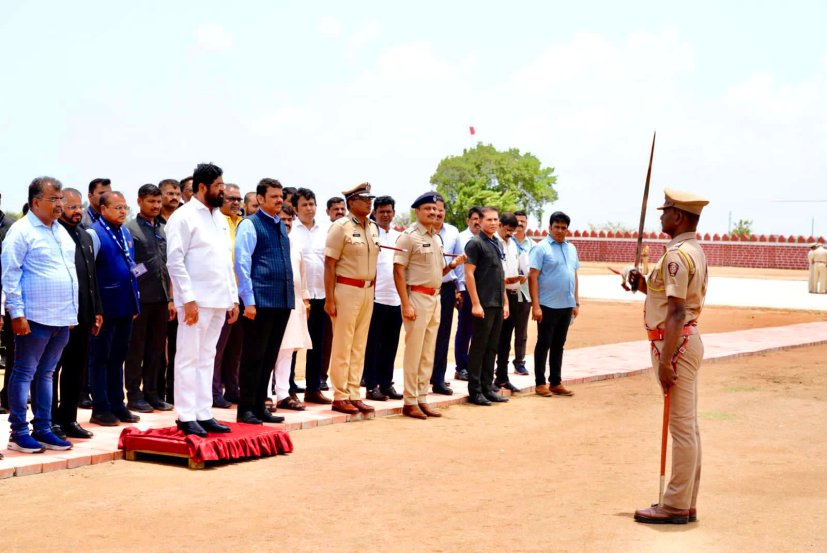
[634,505,690,524]
[402,404,427,420]
[535,384,552,397]
[331,400,359,414]
[650,503,697,522]
[305,390,333,405]
[349,399,375,413]
[549,384,574,396]
[418,403,442,417]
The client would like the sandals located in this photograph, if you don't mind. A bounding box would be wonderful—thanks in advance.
[277,397,306,411]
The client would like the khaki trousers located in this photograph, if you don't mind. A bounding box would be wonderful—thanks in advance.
[402,292,441,406]
[650,333,703,510]
[330,283,375,401]
[816,263,827,293]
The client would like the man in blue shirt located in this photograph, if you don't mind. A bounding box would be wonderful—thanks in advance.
[2,177,77,453]
[235,178,294,425]
[528,211,580,397]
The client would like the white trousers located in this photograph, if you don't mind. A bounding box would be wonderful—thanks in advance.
[270,349,295,402]
[174,307,226,422]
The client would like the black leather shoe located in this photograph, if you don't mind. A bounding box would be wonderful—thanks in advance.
[197,418,231,433]
[454,370,469,381]
[468,393,492,406]
[90,411,120,426]
[320,381,330,391]
[78,396,93,410]
[50,424,68,440]
[212,395,232,409]
[237,410,262,424]
[380,386,403,400]
[291,385,306,393]
[497,382,520,393]
[126,399,154,413]
[366,386,389,401]
[113,408,141,423]
[432,383,454,395]
[0,406,8,415]
[61,421,94,439]
[177,420,208,438]
[257,411,285,424]
[484,392,509,402]
[148,398,174,411]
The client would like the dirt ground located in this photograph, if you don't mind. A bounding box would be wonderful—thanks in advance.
[1,301,825,553]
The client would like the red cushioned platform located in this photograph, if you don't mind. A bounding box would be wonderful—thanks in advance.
[119,422,293,466]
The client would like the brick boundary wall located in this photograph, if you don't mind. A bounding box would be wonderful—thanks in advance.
[525,230,826,270]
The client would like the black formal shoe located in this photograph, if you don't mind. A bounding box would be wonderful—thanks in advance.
[212,395,233,409]
[0,406,8,415]
[468,393,492,406]
[380,386,403,400]
[237,410,263,425]
[257,411,285,424]
[90,411,120,426]
[197,418,231,433]
[148,399,174,411]
[224,394,240,404]
[78,396,93,410]
[126,399,154,413]
[113,408,141,423]
[177,420,208,438]
[454,370,469,381]
[320,381,330,391]
[61,421,94,439]
[432,383,454,395]
[291,385,306,393]
[366,386,389,401]
[484,392,509,403]
[50,424,68,440]
[498,382,520,393]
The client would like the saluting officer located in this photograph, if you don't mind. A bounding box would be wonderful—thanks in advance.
[393,193,466,419]
[324,183,381,416]
[626,188,709,525]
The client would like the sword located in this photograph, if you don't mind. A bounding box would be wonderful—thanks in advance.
[631,131,656,292]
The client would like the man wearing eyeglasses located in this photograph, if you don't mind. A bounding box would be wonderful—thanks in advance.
[211,183,245,409]
[2,177,77,453]
[323,183,380,415]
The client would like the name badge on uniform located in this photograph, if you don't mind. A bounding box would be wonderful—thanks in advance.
[132,262,148,278]
[423,243,431,247]
[353,233,361,237]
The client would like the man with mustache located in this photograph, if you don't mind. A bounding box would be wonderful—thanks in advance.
[165,163,239,437]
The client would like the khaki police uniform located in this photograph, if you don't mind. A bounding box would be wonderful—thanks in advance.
[808,244,818,293]
[813,244,827,294]
[644,189,709,512]
[325,213,380,401]
[394,222,445,406]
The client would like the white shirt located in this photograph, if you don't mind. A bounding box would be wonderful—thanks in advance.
[456,227,476,291]
[374,226,401,306]
[497,233,522,293]
[289,219,329,299]
[437,223,462,284]
[165,198,238,309]
[514,235,533,301]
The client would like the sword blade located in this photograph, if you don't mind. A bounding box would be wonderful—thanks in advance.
[634,131,657,269]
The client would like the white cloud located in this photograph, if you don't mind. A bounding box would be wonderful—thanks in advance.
[318,17,342,38]
[195,23,234,53]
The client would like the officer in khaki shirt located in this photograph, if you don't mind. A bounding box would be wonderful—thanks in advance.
[625,188,709,525]
[324,183,380,416]
[393,193,466,419]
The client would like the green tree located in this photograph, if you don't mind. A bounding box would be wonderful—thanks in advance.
[732,218,753,238]
[430,143,558,228]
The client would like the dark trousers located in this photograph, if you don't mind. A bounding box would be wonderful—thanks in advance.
[305,299,329,392]
[513,292,531,367]
[213,316,243,401]
[495,292,531,383]
[238,308,291,415]
[158,318,177,402]
[534,306,573,386]
[124,302,168,402]
[289,351,299,393]
[1,312,15,409]
[362,302,402,390]
[52,321,91,425]
[431,282,457,386]
[467,307,503,396]
[454,289,474,372]
[89,315,133,413]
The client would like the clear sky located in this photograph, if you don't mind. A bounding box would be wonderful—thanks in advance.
[1,0,825,236]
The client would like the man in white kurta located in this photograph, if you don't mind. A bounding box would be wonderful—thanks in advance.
[165,164,239,436]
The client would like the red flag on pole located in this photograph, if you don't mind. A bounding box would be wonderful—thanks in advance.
[469,126,476,136]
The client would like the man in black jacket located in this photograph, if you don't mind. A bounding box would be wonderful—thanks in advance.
[0,192,17,415]
[52,188,103,439]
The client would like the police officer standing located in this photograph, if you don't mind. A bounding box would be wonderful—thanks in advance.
[627,188,709,525]
[393,193,465,419]
[324,183,380,416]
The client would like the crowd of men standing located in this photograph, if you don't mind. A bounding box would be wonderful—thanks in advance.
[0,164,582,457]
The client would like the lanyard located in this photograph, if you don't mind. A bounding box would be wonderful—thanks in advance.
[483,234,505,261]
[512,236,526,254]
[99,218,134,267]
